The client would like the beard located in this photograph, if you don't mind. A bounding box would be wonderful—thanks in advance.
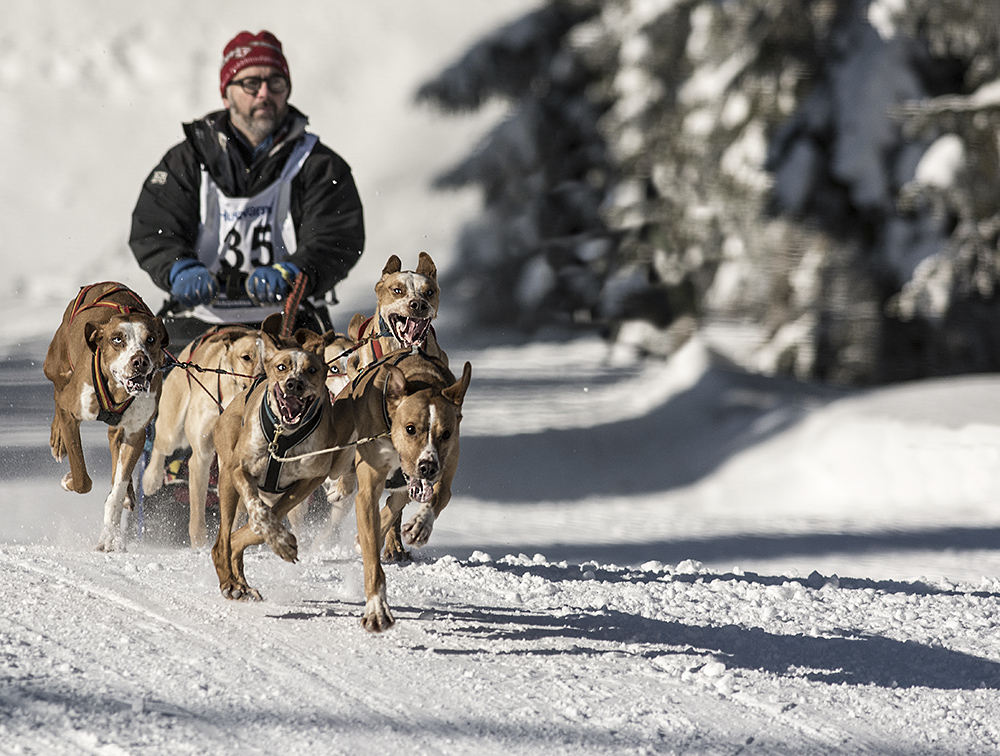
[229,100,288,145]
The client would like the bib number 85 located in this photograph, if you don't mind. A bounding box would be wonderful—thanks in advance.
[220,223,275,272]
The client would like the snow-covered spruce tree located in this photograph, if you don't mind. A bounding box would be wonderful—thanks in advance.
[415,0,613,331]
[420,0,1000,384]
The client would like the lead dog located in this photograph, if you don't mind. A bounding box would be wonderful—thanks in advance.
[142,325,262,548]
[347,252,447,377]
[333,253,452,557]
[211,315,356,601]
[346,348,471,631]
[43,282,168,551]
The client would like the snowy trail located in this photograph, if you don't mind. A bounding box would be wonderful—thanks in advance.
[5,335,1000,754]
[4,543,1000,755]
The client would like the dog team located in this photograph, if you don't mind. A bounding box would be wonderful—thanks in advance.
[43,254,471,632]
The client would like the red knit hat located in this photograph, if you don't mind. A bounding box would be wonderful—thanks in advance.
[220,31,290,97]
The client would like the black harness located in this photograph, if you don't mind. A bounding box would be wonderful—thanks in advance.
[248,375,326,494]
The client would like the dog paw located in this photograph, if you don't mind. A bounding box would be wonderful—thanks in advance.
[382,543,412,564]
[268,529,298,564]
[141,465,164,495]
[96,527,125,553]
[360,592,395,633]
[248,504,296,562]
[402,509,435,547]
[61,472,92,495]
[222,584,264,602]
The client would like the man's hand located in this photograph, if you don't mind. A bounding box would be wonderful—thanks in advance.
[169,260,218,307]
[245,263,301,304]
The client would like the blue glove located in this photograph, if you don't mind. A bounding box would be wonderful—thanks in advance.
[169,260,218,307]
[245,262,301,304]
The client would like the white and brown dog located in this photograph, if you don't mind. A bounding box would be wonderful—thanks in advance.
[211,315,356,601]
[345,348,471,631]
[142,325,262,549]
[347,252,447,376]
[43,282,169,551]
[322,329,355,400]
[331,253,455,556]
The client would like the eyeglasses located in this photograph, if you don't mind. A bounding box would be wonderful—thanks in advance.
[228,75,289,96]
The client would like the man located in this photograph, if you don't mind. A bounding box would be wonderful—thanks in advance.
[130,30,365,337]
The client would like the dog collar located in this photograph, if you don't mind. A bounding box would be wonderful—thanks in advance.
[258,386,325,494]
[91,348,135,426]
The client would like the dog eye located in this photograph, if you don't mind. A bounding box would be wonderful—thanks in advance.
[405,424,417,435]
[111,336,123,345]
[308,366,317,374]
[241,354,252,362]
[145,335,157,345]
[442,430,452,440]
[277,364,286,371]
[393,287,403,295]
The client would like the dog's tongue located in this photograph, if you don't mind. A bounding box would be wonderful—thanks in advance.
[408,477,434,503]
[394,316,429,347]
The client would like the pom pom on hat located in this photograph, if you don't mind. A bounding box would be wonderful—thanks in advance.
[220,30,290,97]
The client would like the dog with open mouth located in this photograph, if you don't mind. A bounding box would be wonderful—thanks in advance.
[346,252,447,377]
[345,348,471,631]
[286,328,357,540]
[142,324,263,549]
[43,281,169,551]
[211,314,356,602]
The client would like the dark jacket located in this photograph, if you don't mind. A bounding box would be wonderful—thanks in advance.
[129,106,365,300]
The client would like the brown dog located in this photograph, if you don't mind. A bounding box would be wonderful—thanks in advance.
[347,252,447,376]
[142,325,263,548]
[43,282,169,551]
[286,328,357,541]
[211,315,355,601]
[345,348,471,631]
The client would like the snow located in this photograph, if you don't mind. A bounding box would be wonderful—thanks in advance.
[913,134,965,188]
[5,3,1000,755]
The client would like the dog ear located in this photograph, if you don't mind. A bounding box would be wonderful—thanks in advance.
[293,329,326,354]
[84,322,102,354]
[348,312,365,341]
[416,251,437,280]
[153,317,170,351]
[383,364,410,406]
[442,362,472,407]
[260,313,283,337]
[258,313,286,353]
[382,255,402,276]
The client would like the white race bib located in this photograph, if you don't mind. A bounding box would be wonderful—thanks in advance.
[191,134,318,323]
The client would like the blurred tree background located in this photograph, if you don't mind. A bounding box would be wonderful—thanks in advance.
[416,0,1000,385]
